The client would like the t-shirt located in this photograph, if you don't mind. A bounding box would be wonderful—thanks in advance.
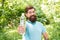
[22,20,46,40]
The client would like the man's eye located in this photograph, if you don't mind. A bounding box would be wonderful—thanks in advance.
[28,11,35,14]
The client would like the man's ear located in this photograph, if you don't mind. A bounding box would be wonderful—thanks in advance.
[25,13,27,17]
[25,13,28,20]
[25,13,28,17]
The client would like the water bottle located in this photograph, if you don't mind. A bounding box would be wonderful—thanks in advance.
[20,13,26,35]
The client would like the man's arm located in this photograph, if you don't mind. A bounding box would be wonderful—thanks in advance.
[43,32,49,40]
[40,22,49,40]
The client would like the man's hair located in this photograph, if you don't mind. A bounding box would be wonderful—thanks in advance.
[25,6,35,13]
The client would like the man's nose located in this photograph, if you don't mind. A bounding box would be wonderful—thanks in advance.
[31,13,35,15]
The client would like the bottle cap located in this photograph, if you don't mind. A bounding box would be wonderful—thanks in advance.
[22,13,24,16]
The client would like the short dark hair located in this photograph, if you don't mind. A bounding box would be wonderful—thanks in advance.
[25,6,35,13]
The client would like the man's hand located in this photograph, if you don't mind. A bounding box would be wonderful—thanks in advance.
[17,25,25,34]
[43,32,49,40]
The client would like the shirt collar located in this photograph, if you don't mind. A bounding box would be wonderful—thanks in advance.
[27,20,36,24]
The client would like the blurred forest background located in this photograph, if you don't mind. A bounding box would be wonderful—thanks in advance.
[0,0,60,40]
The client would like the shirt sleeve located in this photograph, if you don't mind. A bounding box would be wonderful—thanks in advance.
[40,23,46,34]
[42,25,46,34]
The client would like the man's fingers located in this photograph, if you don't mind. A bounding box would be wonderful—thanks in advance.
[17,26,25,34]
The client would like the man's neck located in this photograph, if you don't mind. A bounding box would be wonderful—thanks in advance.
[27,20,36,24]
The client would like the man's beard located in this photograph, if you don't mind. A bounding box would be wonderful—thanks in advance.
[29,15,37,23]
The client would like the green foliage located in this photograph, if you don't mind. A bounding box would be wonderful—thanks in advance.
[0,0,60,40]
[0,27,22,40]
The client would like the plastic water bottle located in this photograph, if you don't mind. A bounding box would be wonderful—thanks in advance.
[20,13,26,35]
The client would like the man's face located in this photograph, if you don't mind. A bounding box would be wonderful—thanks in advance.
[26,8,36,18]
[26,8,37,23]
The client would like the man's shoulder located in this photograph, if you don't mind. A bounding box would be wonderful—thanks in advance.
[36,21,42,24]
[36,21,44,27]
